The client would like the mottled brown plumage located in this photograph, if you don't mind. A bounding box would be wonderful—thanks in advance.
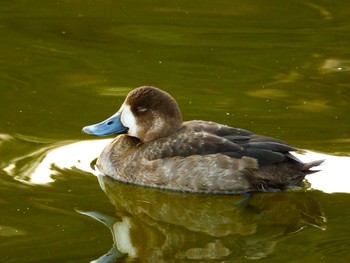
[83,86,323,194]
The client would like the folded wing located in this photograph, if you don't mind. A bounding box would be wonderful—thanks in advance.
[141,120,300,166]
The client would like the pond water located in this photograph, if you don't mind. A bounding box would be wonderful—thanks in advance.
[1,1,350,262]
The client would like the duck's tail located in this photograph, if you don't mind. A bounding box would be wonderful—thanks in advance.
[302,159,325,174]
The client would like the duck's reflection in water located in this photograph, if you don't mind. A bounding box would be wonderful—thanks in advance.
[81,174,326,262]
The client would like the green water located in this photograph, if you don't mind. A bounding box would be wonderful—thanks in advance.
[1,1,350,262]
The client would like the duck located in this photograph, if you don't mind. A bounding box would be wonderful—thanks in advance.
[82,86,323,194]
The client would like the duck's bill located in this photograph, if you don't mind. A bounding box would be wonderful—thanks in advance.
[82,112,128,137]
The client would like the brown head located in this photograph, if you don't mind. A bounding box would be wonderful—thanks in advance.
[82,86,183,143]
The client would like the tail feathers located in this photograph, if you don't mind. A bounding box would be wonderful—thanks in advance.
[302,159,325,174]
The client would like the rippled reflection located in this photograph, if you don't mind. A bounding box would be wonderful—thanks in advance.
[2,137,111,184]
[79,175,325,261]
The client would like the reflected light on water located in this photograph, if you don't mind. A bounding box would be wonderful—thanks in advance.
[296,151,350,194]
[2,139,349,194]
[3,139,111,184]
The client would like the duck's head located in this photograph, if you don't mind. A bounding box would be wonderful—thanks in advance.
[82,86,183,143]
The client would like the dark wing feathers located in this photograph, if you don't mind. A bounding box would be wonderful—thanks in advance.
[144,130,243,159]
[245,141,297,152]
[241,149,286,165]
[142,120,299,166]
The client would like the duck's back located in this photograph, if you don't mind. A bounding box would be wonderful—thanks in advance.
[141,120,299,165]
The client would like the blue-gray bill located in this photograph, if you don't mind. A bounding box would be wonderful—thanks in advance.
[82,112,128,137]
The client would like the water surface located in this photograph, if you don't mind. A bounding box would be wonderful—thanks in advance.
[1,1,349,262]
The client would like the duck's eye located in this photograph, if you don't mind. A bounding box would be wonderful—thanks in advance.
[137,106,147,112]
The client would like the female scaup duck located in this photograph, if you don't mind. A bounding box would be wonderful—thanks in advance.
[82,86,323,194]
